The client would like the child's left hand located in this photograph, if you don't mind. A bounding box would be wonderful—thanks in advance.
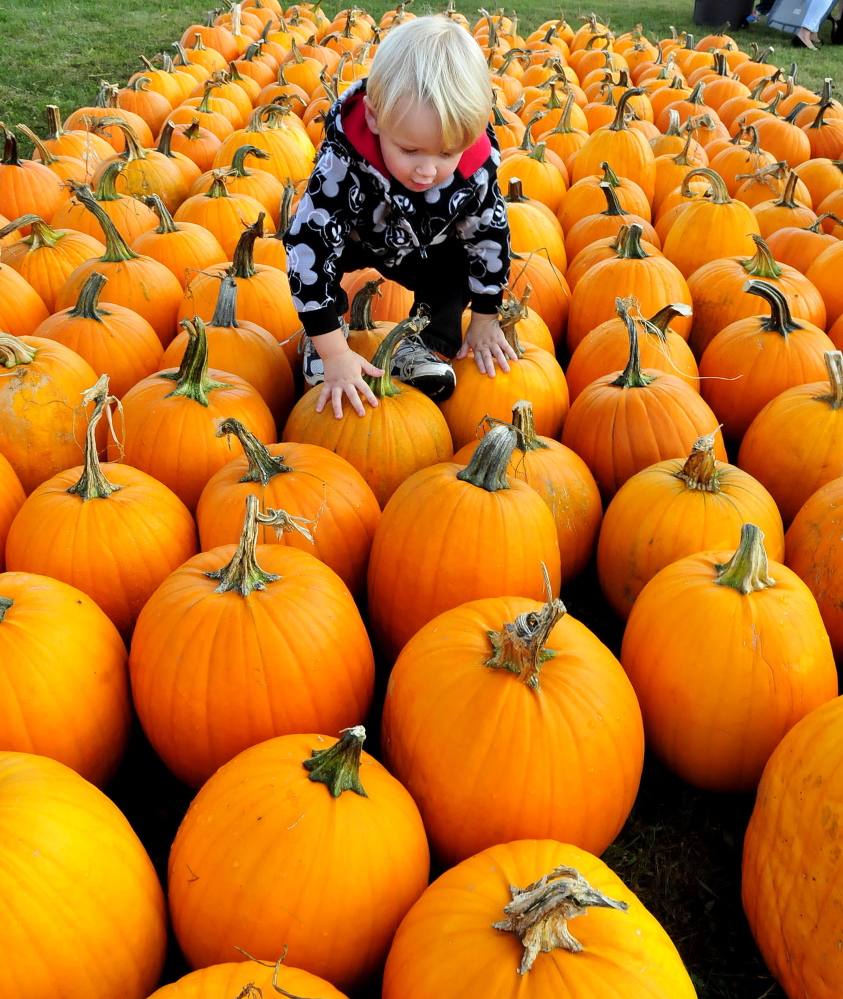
[456,312,520,377]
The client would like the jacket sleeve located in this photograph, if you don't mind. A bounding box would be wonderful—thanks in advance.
[283,143,355,336]
[454,129,511,314]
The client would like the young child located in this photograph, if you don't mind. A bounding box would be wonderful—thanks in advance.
[283,15,517,419]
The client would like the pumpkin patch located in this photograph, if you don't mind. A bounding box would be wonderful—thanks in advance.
[3,4,843,997]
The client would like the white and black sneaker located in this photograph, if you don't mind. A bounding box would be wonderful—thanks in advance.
[390,334,456,401]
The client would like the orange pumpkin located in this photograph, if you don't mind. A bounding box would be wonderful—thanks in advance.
[597,431,784,620]
[382,589,644,866]
[147,960,348,999]
[621,523,837,792]
[383,840,699,999]
[167,727,429,991]
[0,751,167,997]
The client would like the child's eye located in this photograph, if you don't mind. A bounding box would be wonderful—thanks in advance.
[400,148,418,155]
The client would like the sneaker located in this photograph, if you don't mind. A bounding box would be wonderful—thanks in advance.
[299,320,349,387]
[390,334,457,401]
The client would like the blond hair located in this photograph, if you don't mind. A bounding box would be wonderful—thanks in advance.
[366,16,492,152]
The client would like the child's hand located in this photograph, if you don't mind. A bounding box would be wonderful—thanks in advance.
[456,312,519,377]
[314,331,384,419]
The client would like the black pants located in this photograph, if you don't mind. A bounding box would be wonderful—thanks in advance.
[334,240,471,358]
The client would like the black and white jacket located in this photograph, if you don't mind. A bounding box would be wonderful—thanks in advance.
[283,78,511,336]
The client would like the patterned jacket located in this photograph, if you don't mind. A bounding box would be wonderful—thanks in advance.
[283,78,511,336]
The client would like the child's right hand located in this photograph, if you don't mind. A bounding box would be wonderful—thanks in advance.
[315,340,385,419]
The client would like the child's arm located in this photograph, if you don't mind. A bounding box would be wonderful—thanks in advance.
[312,329,385,420]
[456,311,519,376]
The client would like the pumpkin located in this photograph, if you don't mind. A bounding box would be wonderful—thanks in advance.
[752,169,817,239]
[5,376,199,640]
[498,136,568,215]
[51,166,159,243]
[738,350,843,525]
[130,494,374,787]
[0,125,68,225]
[504,177,567,274]
[562,297,726,501]
[64,82,155,152]
[764,214,840,276]
[164,116,223,173]
[174,169,276,258]
[0,333,97,494]
[742,695,843,999]
[597,431,784,619]
[557,161,651,236]
[284,316,454,508]
[0,571,131,786]
[196,417,381,597]
[453,401,602,586]
[621,523,837,792]
[167,727,429,991]
[564,180,659,263]
[440,297,569,450]
[147,959,348,999]
[507,251,571,349]
[805,238,843,329]
[383,840,698,999]
[212,102,316,183]
[0,751,167,997]
[37,103,115,173]
[367,424,561,662]
[107,315,275,512]
[699,279,834,442]
[0,454,24,571]
[31,271,164,399]
[53,184,183,348]
[382,588,644,866]
[188,143,286,225]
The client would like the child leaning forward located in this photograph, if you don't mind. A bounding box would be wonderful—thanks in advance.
[283,14,517,419]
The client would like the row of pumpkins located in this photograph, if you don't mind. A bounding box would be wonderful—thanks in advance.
[2,3,843,998]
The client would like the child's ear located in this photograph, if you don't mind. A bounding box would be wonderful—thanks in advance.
[363,97,380,135]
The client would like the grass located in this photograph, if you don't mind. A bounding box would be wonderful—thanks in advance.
[0,1,820,996]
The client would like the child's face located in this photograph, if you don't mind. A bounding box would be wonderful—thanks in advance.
[364,97,468,192]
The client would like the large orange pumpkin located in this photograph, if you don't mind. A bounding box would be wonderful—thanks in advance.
[130,494,375,787]
[147,959,348,999]
[0,751,167,997]
[383,840,698,999]
[621,523,837,792]
[382,590,644,866]
[0,453,25,570]
[168,727,429,992]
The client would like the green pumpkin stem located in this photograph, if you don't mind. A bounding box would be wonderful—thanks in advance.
[486,570,562,690]
[715,523,776,593]
[209,272,240,328]
[510,398,549,453]
[600,180,626,217]
[609,88,644,132]
[0,332,37,367]
[611,296,655,388]
[816,351,843,410]
[675,431,721,491]
[0,596,12,623]
[66,375,121,501]
[91,161,126,203]
[159,317,230,404]
[493,865,629,972]
[142,193,180,234]
[740,233,783,281]
[0,213,58,246]
[230,216,265,279]
[599,161,622,187]
[743,278,802,336]
[303,725,368,798]
[73,184,140,262]
[68,271,109,321]
[457,424,518,491]
[1,124,22,166]
[206,493,281,594]
[682,166,731,203]
[617,222,650,261]
[496,290,528,360]
[215,417,293,484]
[644,302,693,340]
[365,314,430,399]
[44,104,64,141]
[349,279,383,331]
[230,143,271,177]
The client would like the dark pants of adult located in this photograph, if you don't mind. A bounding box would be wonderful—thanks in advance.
[333,239,472,358]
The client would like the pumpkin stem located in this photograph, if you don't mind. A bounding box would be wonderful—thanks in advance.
[743,278,801,337]
[493,865,629,973]
[230,215,265,278]
[0,596,12,623]
[209,272,240,329]
[510,398,549,453]
[66,375,122,501]
[0,332,37,367]
[205,493,298,594]
[365,314,430,399]
[644,302,693,341]
[349,279,384,331]
[674,431,721,491]
[496,290,528,360]
[611,297,655,389]
[159,317,231,405]
[681,166,731,204]
[68,271,110,322]
[215,417,292,483]
[142,193,181,234]
[608,88,644,132]
[302,725,368,798]
[616,222,650,260]
[599,180,626,217]
[486,567,562,690]
[715,523,776,593]
[741,234,783,281]
[816,351,843,410]
[73,183,140,263]
[456,424,518,491]
[0,213,59,247]
[230,143,271,177]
